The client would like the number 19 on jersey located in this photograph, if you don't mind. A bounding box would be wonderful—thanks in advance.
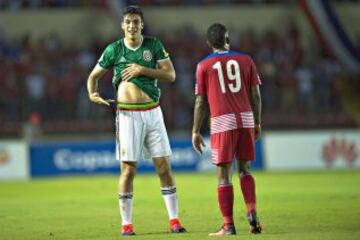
[212,60,241,94]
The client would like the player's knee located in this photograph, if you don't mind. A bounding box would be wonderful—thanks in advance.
[237,160,250,174]
[158,163,172,177]
[121,166,136,180]
[216,163,232,183]
[218,177,231,185]
[218,172,231,184]
[155,159,171,176]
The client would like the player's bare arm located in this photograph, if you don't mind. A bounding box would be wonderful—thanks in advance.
[121,59,176,82]
[87,64,114,106]
[192,95,208,155]
[250,85,262,140]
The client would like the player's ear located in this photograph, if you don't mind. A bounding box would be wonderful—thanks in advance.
[224,37,230,49]
[206,40,211,48]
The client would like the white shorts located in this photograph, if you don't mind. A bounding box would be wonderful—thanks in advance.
[115,106,172,161]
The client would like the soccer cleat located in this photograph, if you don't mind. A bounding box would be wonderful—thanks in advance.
[121,224,135,236]
[170,218,187,233]
[247,211,262,234]
[209,224,236,236]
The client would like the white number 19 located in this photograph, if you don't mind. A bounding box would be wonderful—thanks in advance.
[212,60,241,93]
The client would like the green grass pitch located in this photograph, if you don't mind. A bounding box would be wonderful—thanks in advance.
[1,170,360,240]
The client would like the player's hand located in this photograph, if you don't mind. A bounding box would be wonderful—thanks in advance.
[254,124,261,141]
[89,92,114,106]
[121,63,144,82]
[192,132,206,155]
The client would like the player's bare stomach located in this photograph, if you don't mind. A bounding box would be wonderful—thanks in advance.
[117,81,153,103]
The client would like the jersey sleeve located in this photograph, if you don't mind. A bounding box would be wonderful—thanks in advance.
[249,58,262,85]
[195,63,206,96]
[153,38,170,62]
[98,43,116,69]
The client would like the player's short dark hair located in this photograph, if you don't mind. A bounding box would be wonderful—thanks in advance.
[207,23,228,49]
[122,5,144,22]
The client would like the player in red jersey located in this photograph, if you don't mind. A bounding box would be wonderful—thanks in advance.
[192,23,262,236]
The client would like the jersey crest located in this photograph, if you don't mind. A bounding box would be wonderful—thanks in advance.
[142,50,152,62]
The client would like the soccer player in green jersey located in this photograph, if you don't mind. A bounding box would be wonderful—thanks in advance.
[86,5,186,236]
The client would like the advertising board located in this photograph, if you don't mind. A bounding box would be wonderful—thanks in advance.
[30,138,264,177]
[0,141,29,180]
[264,130,360,170]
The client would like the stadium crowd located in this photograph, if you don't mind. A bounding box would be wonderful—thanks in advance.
[0,22,356,136]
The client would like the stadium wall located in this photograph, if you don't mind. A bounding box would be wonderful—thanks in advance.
[0,9,119,45]
[0,3,359,46]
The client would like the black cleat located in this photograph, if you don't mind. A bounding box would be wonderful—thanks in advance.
[247,211,262,234]
[170,225,187,233]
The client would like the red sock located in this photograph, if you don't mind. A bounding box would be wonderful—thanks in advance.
[217,184,234,226]
[240,172,256,214]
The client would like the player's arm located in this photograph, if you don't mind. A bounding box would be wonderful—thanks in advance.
[192,95,208,154]
[121,59,176,82]
[192,95,208,134]
[87,64,113,106]
[250,84,262,140]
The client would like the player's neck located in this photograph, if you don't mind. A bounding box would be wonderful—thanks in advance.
[124,36,143,50]
[213,44,230,52]
[213,47,229,53]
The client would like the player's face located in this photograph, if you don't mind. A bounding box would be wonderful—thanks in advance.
[122,14,143,40]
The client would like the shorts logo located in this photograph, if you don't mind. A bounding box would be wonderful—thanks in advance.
[121,148,126,156]
[143,50,152,62]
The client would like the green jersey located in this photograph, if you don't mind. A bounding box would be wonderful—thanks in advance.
[98,36,170,101]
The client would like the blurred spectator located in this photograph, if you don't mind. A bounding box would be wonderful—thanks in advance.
[22,111,42,141]
[295,64,314,113]
[24,65,45,117]
[1,71,20,120]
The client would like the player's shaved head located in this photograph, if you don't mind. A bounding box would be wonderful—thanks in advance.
[122,5,144,22]
[207,23,228,49]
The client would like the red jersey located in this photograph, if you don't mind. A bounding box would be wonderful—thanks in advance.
[195,50,261,134]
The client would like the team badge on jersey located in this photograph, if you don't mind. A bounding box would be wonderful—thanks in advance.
[143,50,152,62]
[163,49,169,58]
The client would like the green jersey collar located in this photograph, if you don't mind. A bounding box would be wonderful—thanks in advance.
[123,36,143,51]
